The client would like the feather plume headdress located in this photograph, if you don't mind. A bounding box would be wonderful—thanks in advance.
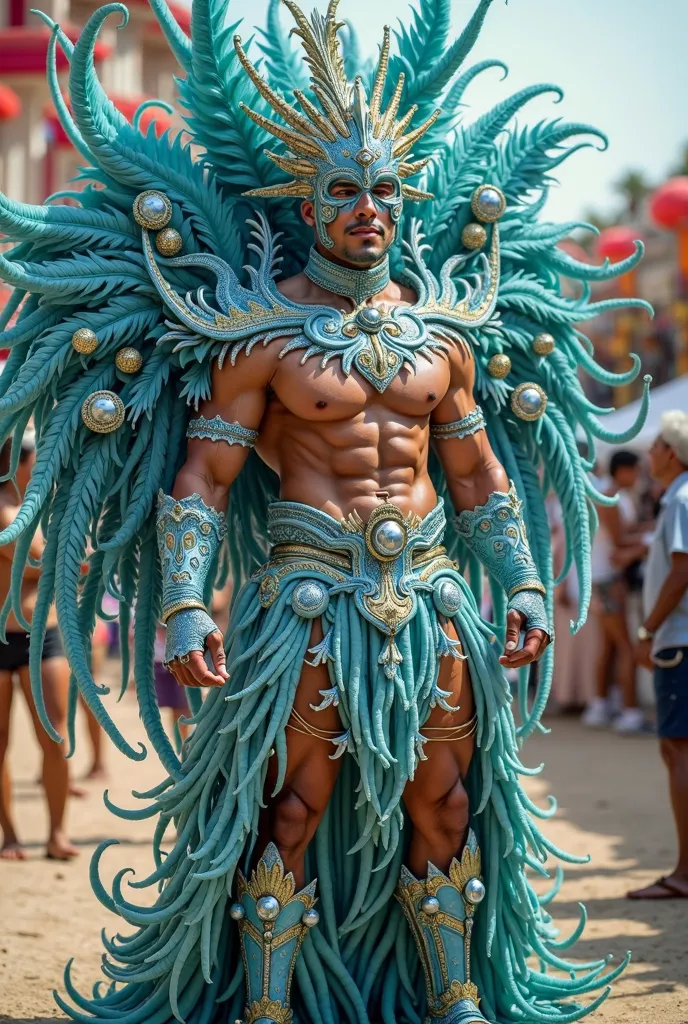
[234,0,437,246]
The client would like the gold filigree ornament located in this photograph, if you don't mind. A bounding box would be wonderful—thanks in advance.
[115,347,143,373]
[244,997,294,1024]
[430,981,481,1015]
[71,327,98,354]
[81,391,125,434]
[238,852,315,914]
[448,840,482,894]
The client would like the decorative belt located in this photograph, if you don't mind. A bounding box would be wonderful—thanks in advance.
[254,500,462,641]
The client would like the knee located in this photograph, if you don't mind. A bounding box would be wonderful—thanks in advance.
[272,790,311,855]
[438,779,470,841]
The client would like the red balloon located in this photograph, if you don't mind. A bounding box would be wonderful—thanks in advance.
[650,177,688,230]
[597,226,638,262]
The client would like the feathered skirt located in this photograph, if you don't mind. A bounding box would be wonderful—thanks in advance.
[62,501,626,1024]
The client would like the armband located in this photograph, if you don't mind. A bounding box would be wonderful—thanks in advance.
[156,491,226,624]
[187,414,259,448]
[453,484,545,600]
[430,407,486,441]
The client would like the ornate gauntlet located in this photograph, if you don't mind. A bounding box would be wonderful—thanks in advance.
[454,484,548,633]
[156,492,226,664]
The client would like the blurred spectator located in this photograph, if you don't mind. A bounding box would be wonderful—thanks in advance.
[582,451,648,732]
[629,411,688,900]
[154,625,190,744]
[0,435,78,861]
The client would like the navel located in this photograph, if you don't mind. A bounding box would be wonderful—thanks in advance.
[316,400,328,409]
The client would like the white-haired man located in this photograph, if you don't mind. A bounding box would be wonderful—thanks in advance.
[629,410,688,900]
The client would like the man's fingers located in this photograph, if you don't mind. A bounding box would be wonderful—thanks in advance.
[504,609,525,654]
[187,650,225,688]
[205,631,229,680]
[500,629,549,668]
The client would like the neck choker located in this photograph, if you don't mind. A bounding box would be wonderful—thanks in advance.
[304,247,390,304]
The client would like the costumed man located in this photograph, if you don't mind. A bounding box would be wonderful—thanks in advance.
[0,1,652,1023]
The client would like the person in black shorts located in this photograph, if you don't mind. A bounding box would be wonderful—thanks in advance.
[0,433,77,861]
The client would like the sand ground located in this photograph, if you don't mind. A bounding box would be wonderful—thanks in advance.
[0,658,686,1023]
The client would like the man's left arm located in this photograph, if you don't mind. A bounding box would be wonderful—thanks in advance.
[432,344,550,668]
[636,499,688,666]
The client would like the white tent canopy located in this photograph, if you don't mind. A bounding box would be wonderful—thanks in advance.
[594,374,688,455]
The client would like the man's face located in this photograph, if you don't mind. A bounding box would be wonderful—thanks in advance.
[648,435,672,481]
[302,179,396,266]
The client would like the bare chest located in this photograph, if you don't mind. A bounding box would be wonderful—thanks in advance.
[269,343,452,422]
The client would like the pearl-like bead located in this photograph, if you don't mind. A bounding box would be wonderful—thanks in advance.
[532,332,555,356]
[115,347,143,374]
[301,908,320,928]
[464,877,486,904]
[256,895,280,921]
[487,353,511,379]
[156,228,183,257]
[229,902,245,921]
[421,896,440,915]
[461,223,487,250]
[71,328,98,354]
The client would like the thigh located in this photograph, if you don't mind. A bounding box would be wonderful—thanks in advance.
[0,671,14,743]
[264,623,342,810]
[404,620,476,809]
[18,656,70,741]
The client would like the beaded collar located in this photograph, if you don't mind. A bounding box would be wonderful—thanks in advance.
[303,248,390,305]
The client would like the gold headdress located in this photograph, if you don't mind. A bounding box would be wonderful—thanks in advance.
[234,0,437,246]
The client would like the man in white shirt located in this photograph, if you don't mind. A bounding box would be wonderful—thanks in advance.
[628,410,688,900]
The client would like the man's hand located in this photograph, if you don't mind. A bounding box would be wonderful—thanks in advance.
[499,609,550,669]
[633,638,654,671]
[167,629,229,688]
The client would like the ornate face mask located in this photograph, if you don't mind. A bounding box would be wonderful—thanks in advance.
[234,0,437,248]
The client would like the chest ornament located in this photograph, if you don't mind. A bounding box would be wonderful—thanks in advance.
[141,213,501,393]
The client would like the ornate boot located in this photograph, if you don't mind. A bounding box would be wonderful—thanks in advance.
[396,830,488,1024]
[230,843,319,1024]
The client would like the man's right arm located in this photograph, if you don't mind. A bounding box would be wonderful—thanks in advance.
[163,346,275,688]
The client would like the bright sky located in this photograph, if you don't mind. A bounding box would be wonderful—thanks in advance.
[221,0,688,223]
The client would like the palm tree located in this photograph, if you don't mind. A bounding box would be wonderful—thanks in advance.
[613,170,652,217]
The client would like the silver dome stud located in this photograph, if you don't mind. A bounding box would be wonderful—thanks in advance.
[510,382,547,422]
[301,908,320,928]
[81,391,125,434]
[133,190,172,230]
[370,519,406,558]
[420,895,441,915]
[291,580,329,619]
[229,902,245,921]
[256,895,280,921]
[433,579,462,617]
[471,184,506,224]
[464,877,486,905]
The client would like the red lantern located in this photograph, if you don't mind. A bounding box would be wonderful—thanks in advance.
[596,226,639,263]
[650,177,688,230]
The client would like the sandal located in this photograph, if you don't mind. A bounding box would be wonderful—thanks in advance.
[627,875,688,899]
